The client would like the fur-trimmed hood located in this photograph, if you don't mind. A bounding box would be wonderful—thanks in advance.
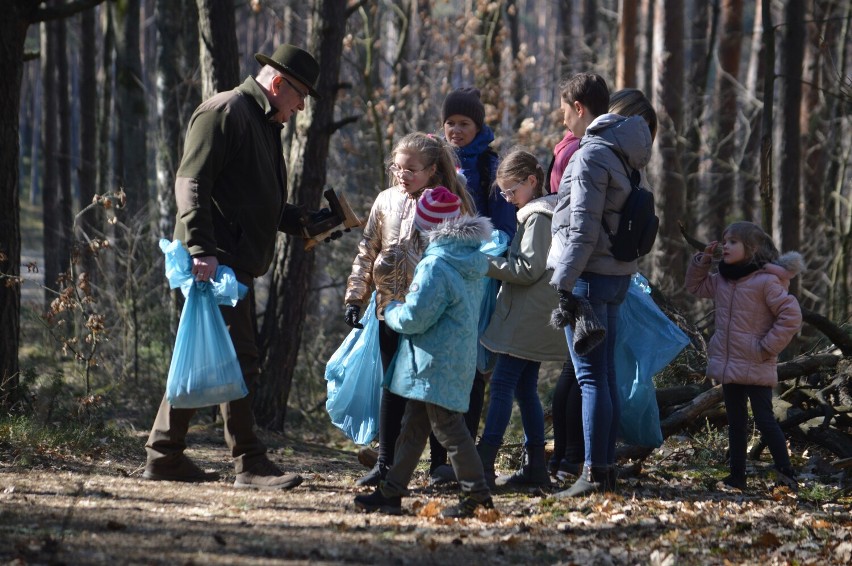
[426,214,494,244]
[517,194,558,224]
[423,215,493,281]
[765,252,805,281]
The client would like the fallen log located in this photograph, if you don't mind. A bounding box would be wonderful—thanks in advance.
[618,354,847,466]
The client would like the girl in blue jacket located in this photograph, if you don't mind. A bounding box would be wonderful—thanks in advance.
[354,187,495,518]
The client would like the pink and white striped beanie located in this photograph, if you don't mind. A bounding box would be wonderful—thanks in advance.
[415,187,462,231]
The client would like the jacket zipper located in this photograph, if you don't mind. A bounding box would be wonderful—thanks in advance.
[721,281,736,383]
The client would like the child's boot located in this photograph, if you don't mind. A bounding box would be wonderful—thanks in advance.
[353,484,402,515]
[356,462,388,487]
[554,464,610,498]
[497,444,551,488]
[722,467,746,490]
[441,492,494,519]
[476,442,500,490]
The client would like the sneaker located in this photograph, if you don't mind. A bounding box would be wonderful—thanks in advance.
[354,488,402,515]
[357,447,378,470]
[441,495,494,519]
[429,464,457,487]
[356,463,388,487]
[143,454,219,483]
[234,458,303,490]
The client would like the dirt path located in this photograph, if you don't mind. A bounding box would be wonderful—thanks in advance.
[1,428,850,565]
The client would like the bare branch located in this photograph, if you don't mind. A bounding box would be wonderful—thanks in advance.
[32,0,106,23]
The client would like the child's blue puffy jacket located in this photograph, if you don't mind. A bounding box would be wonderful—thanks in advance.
[384,215,493,412]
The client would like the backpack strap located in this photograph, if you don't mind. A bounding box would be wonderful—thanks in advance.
[545,153,556,192]
[600,145,639,237]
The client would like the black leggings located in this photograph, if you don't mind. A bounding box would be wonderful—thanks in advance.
[376,320,405,466]
[550,358,583,466]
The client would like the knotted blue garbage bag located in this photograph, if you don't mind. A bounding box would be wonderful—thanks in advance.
[477,229,510,373]
[160,239,249,409]
[615,273,689,447]
[325,292,382,445]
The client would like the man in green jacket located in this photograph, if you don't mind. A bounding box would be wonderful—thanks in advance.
[143,45,328,490]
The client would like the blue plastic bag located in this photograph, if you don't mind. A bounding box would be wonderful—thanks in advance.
[325,292,383,445]
[160,239,249,408]
[615,273,689,447]
[477,229,510,373]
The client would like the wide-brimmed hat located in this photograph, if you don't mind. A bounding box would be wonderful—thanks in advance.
[255,44,321,99]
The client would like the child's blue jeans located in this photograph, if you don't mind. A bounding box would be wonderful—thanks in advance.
[480,354,545,449]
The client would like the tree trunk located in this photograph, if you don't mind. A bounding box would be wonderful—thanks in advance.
[79,7,99,255]
[736,0,764,223]
[682,0,713,237]
[1,0,106,406]
[41,14,62,304]
[758,0,774,229]
[777,0,804,294]
[154,0,182,239]
[648,0,687,304]
[97,4,114,201]
[704,0,743,238]
[557,0,573,78]
[0,2,31,403]
[616,0,638,89]
[195,0,239,99]
[111,0,147,215]
[255,0,350,431]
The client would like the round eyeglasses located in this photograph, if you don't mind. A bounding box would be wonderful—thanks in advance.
[389,164,425,179]
[499,180,525,200]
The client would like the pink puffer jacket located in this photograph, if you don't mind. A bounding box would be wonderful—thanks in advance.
[685,252,804,386]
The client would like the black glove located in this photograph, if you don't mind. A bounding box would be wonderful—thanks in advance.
[558,289,578,313]
[550,290,578,330]
[344,304,364,329]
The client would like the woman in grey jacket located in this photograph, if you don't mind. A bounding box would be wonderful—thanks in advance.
[546,74,652,497]
[476,150,568,489]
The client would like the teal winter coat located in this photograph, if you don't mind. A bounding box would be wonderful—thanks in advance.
[384,215,494,413]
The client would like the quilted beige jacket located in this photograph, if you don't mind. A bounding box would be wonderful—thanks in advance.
[685,252,803,386]
[345,186,429,318]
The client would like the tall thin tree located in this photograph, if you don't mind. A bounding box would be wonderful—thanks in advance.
[649,0,687,302]
[196,0,240,98]
[777,0,804,296]
[255,0,352,430]
[111,0,147,215]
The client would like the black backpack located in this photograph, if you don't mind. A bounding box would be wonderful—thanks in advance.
[601,147,659,262]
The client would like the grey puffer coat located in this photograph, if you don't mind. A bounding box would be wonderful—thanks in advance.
[480,194,568,362]
[685,252,804,387]
[547,114,653,292]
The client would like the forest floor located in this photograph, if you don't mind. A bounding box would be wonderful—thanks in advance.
[1,424,850,566]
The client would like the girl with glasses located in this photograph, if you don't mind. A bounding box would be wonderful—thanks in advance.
[343,132,473,487]
[476,149,568,489]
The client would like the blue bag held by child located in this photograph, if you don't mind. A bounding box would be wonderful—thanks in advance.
[477,229,511,373]
[615,273,689,447]
[325,292,383,445]
[160,239,249,409]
